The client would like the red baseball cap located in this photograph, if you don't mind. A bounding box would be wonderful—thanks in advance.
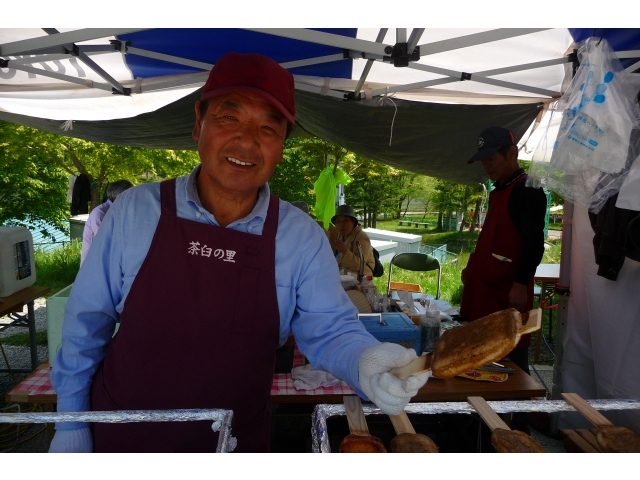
[200,52,296,125]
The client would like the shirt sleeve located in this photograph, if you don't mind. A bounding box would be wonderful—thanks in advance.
[509,182,548,285]
[274,212,380,398]
[50,202,124,430]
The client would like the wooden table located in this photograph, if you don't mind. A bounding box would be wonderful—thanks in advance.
[271,361,545,404]
[533,264,560,363]
[534,263,560,286]
[5,361,57,443]
[0,286,50,373]
[8,350,545,408]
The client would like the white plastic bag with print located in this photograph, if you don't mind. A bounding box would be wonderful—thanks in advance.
[555,38,638,173]
[546,37,640,212]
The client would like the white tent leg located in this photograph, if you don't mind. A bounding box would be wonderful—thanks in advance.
[550,199,573,432]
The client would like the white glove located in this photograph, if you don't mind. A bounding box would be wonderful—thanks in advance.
[48,426,93,453]
[358,343,431,415]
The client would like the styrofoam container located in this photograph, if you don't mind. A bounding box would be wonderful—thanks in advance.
[0,226,36,297]
[47,283,120,367]
[46,283,73,367]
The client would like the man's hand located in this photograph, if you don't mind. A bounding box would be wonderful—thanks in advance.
[358,343,430,415]
[48,427,93,453]
[335,239,349,254]
[508,282,528,313]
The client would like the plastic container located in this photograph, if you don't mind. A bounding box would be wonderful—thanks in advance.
[360,312,420,355]
[419,303,441,355]
[0,226,36,297]
[358,275,379,311]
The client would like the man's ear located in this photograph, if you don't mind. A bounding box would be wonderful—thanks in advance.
[192,101,202,141]
[509,145,518,161]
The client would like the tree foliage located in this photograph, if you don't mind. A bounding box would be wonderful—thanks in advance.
[268,138,317,206]
[0,121,200,237]
[0,122,70,237]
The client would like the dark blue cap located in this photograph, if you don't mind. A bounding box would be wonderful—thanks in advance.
[467,126,515,164]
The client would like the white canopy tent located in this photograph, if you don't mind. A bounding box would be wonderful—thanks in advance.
[2,26,640,434]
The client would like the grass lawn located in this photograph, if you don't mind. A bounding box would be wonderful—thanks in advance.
[1,331,48,346]
[33,239,81,297]
[370,219,562,306]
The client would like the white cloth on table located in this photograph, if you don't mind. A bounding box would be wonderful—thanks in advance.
[291,364,347,390]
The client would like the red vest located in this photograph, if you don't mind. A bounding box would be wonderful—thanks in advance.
[460,173,533,348]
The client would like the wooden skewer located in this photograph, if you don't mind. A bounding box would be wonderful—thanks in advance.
[561,393,613,428]
[389,355,431,379]
[467,396,510,431]
[388,410,416,435]
[340,396,388,453]
[519,308,542,334]
[343,396,371,436]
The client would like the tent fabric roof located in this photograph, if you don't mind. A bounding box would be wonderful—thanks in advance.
[0,89,542,185]
[1,28,639,184]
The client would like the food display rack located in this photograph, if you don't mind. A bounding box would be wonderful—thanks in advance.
[0,408,235,452]
[311,399,640,453]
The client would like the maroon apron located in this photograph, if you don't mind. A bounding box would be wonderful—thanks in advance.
[460,173,533,348]
[90,179,281,452]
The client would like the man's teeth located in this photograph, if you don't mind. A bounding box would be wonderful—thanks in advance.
[228,157,253,166]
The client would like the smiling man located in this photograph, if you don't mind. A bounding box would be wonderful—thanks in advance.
[460,126,547,398]
[49,53,429,453]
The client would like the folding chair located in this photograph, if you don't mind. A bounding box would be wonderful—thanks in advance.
[386,252,441,299]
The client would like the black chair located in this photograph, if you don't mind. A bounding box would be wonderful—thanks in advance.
[386,252,442,299]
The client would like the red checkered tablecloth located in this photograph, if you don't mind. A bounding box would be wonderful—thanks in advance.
[9,346,354,401]
[271,345,355,396]
[9,365,56,397]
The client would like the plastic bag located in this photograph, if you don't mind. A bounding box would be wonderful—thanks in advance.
[313,166,352,230]
[527,37,640,213]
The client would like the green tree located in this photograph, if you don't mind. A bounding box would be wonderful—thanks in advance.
[0,122,69,238]
[0,121,200,236]
[268,138,316,206]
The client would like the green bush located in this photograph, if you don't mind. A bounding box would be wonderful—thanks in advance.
[34,239,81,296]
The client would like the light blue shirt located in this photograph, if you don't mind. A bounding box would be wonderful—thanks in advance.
[52,165,380,429]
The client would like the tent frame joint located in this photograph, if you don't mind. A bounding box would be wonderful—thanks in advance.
[461,72,472,81]
[112,87,132,96]
[0,58,7,68]
[109,39,131,53]
[382,43,420,67]
[344,91,362,102]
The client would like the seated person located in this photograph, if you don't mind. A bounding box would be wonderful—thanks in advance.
[328,205,375,276]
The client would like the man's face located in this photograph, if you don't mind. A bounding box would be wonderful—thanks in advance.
[334,215,356,237]
[192,91,288,200]
[480,147,516,183]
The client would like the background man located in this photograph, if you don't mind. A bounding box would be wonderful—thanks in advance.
[460,126,547,378]
[49,53,428,453]
[80,180,133,265]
